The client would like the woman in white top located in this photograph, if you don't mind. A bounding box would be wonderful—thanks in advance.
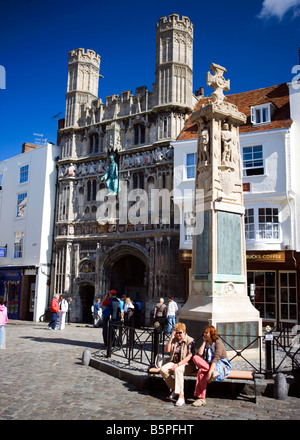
[58,295,68,330]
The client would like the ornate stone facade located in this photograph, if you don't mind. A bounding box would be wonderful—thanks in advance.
[53,14,196,324]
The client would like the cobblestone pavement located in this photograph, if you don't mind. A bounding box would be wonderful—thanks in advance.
[1,320,299,422]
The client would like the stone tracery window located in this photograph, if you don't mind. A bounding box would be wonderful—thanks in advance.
[134,124,146,145]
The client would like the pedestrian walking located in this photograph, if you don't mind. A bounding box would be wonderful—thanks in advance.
[166,296,178,336]
[0,296,8,349]
[48,294,59,330]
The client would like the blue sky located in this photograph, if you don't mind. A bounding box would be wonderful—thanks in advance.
[0,0,300,162]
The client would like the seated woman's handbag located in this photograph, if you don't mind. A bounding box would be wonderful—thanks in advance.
[215,358,232,381]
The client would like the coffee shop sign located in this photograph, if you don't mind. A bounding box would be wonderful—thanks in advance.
[246,252,285,263]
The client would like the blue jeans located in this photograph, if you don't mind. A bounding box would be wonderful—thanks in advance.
[49,312,58,330]
[167,315,176,335]
[0,325,5,348]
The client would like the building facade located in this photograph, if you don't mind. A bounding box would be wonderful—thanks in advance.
[0,143,60,321]
[53,14,197,324]
[174,79,300,327]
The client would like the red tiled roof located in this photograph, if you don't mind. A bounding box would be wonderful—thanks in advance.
[177,83,292,141]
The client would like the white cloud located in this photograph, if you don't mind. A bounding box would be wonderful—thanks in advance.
[258,0,300,20]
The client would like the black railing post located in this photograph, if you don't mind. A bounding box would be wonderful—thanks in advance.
[265,326,273,379]
[128,327,135,364]
[107,318,112,358]
[151,321,160,365]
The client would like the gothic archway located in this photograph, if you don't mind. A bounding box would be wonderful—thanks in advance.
[98,243,150,321]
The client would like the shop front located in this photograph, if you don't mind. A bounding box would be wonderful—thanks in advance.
[180,249,300,327]
[0,267,22,319]
[246,250,299,327]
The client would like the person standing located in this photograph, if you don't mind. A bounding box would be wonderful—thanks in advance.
[93,298,102,327]
[123,297,134,327]
[66,297,72,324]
[166,296,178,336]
[58,295,68,330]
[153,298,167,331]
[48,294,59,330]
[0,296,8,349]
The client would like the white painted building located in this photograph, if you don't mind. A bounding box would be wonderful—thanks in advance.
[0,143,60,321]
[173,79,300,326]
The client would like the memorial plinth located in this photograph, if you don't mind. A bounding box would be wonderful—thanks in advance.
[178,64,262,355]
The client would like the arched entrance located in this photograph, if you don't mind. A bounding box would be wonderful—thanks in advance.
[111,255,146,326]
[78,284,95,323]
[111,255,146,301]
[99,244,150,325]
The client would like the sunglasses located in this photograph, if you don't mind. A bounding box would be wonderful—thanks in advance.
[175,331,183,335]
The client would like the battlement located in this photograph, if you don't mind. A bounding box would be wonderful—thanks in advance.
[68,48,101,67]
[156,13,193,37]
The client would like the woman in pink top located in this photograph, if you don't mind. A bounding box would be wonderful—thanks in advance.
[0,296,8,349]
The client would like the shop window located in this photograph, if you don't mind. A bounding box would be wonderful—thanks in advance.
[3,280,20,318]
[279,272,297,322]
[247,271,276,320]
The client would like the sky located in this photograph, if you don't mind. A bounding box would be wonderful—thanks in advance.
[0,0,300,162]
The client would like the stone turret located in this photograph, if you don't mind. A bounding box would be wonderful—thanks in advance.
[154,14,194,110]
[65,48,101,128]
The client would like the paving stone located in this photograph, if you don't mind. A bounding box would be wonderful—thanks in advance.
[1,320,299,422]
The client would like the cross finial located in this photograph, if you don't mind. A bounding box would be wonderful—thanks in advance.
[207,63,230,104]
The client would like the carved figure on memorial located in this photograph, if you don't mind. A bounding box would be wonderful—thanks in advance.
[198,127,210,164]
[207,63,230,105]
[101,154,119,195]
[221,123,233,165]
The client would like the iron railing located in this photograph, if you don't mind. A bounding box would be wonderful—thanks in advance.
[105,320,300,377]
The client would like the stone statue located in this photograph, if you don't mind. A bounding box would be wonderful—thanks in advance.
[221,123,233,164]
[101,154,119,195]
[198,127,210,163]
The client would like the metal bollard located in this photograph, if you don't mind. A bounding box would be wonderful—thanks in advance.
[265,325,273,379]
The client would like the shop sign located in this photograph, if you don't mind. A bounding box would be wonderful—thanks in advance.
[246,252,285,263]
[0,247,6,257]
